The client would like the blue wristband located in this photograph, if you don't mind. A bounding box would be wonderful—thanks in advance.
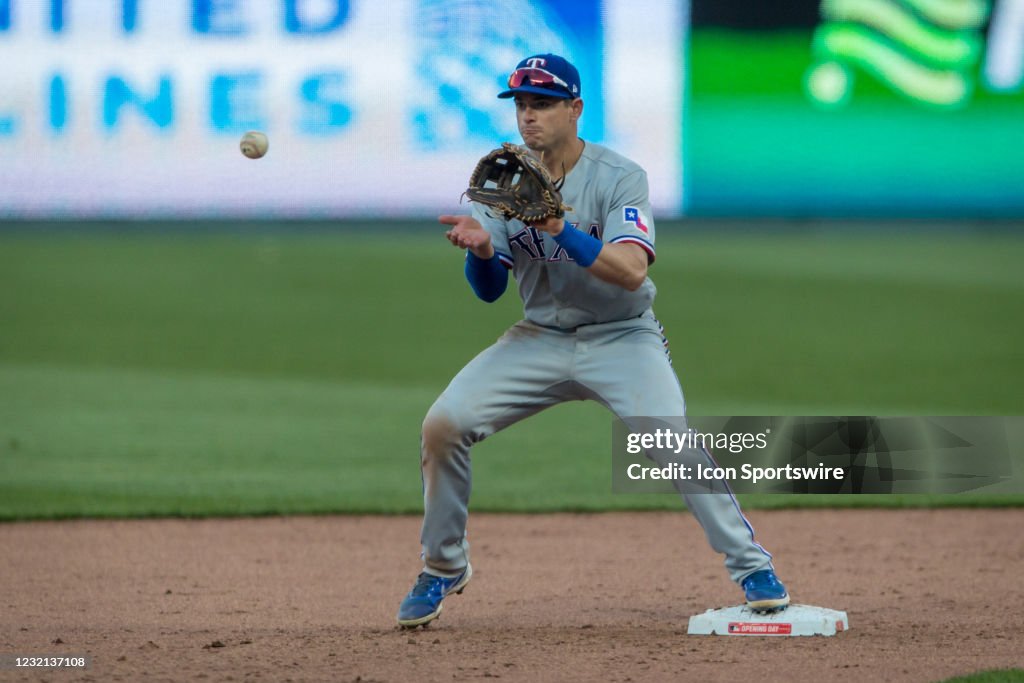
[464,251,509,303]
[552,221,603,267]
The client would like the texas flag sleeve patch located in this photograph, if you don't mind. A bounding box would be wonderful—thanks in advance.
[623,206,650,234]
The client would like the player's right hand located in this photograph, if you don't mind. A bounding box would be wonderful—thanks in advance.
[439,215,494,259]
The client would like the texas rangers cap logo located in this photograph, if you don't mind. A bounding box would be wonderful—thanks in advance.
[624,206,649,234]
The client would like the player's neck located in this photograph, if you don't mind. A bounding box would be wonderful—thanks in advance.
[541,137,585,181]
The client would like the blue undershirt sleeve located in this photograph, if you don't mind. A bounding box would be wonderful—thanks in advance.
[464,251,509,302]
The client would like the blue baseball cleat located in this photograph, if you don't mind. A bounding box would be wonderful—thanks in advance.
[397,564,473,628]
[742,569,790,612]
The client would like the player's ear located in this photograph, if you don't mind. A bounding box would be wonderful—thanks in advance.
[569,98,583,121]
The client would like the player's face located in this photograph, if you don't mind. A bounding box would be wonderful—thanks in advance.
[514,94,579,151]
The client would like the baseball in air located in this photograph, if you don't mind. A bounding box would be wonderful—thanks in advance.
[239,131,269,159]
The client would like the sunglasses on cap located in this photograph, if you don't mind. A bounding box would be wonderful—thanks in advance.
[507,67,572,95]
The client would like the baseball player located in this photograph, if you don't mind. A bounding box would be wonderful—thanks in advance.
[397,54,789,628]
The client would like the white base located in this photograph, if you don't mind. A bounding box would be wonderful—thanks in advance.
[687,604,849,636]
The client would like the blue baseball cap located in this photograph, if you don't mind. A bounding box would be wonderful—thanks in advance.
[498,54,581,99]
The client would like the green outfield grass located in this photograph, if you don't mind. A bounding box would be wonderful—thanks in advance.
[1,224,1022,519]
[939,670,1024,683]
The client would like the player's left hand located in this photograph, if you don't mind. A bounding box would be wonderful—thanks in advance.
[528,216,564,235]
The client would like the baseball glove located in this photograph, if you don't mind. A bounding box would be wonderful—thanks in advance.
[464,143,571,223]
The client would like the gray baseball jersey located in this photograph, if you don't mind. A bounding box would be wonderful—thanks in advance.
[473,142,657,329]
[417,141,775,586]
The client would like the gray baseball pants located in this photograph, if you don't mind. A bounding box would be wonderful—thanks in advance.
[418,311,774,584]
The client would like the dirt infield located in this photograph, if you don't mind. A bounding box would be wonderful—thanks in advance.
[2,509,1022,682]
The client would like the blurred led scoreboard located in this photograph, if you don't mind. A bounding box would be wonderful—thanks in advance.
[0,0,684,218]
[4,0,1019,219]
[686,0,1024,217]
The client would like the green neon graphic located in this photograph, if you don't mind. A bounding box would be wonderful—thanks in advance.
[806,0,991,108]
[900,0,989,29]
[812,24,971,104]
[823,0,980,67]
